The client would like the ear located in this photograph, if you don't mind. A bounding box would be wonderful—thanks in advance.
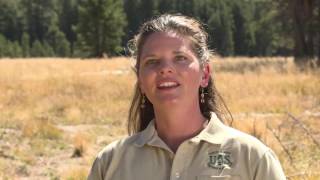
[200,63,211,87]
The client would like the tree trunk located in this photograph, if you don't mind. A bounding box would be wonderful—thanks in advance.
[292,0,315,67]
[316,1,320,68]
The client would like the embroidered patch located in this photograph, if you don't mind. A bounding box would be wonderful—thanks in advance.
[208,151,232,169]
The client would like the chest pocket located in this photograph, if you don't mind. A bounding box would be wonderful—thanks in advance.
[196,175,240,180]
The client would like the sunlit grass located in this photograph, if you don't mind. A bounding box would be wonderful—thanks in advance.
[60,166,88,180]
[0,57,319,179]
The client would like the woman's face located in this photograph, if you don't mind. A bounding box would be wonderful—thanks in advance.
[138,32,210,107]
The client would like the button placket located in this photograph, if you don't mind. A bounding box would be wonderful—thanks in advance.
[175,172,180,179]
[170,142,194,180]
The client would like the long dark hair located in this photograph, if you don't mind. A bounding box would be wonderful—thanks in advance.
[127,14,232,135]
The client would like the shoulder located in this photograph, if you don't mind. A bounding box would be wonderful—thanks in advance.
[205,114,270,157]
[222,126,286,178]
[222,125,270,158]
[88,134,140,180]
[88,134,141,179]
[96,133,140,160]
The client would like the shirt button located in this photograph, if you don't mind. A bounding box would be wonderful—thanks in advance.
[175,172,180,178]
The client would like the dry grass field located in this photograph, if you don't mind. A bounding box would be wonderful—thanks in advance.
[0,57,319,179]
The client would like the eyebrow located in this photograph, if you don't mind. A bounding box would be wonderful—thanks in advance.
[141,50,187,60]
[173,51,185,54]
[141,54,157,60]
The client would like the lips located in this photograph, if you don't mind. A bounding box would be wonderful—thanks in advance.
[157,79,180,90]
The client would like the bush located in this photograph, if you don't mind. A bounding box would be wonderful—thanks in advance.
[30,40,55,57]
[0,34,23,57]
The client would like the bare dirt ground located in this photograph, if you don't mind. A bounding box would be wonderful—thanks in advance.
[1,111,320,179]
[0,123,125,179]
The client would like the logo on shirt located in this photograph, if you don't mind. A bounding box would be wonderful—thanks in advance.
[208,151,232,169]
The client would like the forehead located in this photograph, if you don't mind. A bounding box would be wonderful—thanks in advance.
[140,32,193,56]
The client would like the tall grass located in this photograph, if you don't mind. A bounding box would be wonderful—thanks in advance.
[0,57,319,179]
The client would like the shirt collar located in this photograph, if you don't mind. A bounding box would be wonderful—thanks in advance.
[134,112,230,147]
[191,112,230,144]
[134,120,173,152]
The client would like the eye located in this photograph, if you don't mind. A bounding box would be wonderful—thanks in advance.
[175,55,188,62]
[144,58,159,66]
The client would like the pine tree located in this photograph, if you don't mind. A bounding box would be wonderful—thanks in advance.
[21,0,60,43]
[43,41,55,57]
[253,1,279,56]
[0,34,7,57]
[158,0,176,14]
[139,0,159,20]
[5,41,14,57]
[231,0,256,56]
[0,35,22,58]
[273,0,319,66]
[76,0,127,57]
[124,0,142,44]
[206,0,234,56]
[59,0,78,55]
[175,0,196,16]
[46,26,70,57]
[11,41,23,57]
[0,0,23,41]
[290,0,318,65]
[21,32,30,57]
[54,31,71,57]
[31,40,45,57]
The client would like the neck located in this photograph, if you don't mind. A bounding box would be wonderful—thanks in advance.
[153,102,206,153]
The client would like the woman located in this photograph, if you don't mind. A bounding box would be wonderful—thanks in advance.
[88,14,286,180]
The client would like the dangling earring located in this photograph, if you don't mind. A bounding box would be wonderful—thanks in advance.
[141,94,146,109]
[200,87,205,104]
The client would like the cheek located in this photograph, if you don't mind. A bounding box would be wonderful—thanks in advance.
[189,72,203,86]
[138,69,155,91]
[183,64,203,83]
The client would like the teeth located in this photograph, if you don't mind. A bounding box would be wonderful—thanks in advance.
[159,82,178,87]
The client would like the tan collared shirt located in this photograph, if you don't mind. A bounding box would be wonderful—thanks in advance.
[88,113,286,180]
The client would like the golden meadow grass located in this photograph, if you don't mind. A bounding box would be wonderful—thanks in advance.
[0,57,319,179]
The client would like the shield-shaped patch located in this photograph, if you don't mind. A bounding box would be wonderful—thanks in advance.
[208,151,232,169]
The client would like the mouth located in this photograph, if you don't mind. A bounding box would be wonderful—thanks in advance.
[157,81,180,90]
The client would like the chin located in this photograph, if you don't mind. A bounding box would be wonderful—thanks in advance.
[153,97,180,106]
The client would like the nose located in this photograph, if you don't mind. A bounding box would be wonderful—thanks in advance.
[159,61,174,75]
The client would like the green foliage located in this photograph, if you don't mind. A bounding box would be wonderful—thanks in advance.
[76,0,127,57]
[46,26,71,57]
[43,41,55,57]
[21,32,30,57]
[123,0,142,43]
[0,33,22,57]
[231,0,256,56]
[0,34,7,57]
[0,0,318,60]
[55,33,71,57]
[30,40,54,57]
[253,2,278,56]
[9,41,23,57]
[158,0,176,14]
[20,0,56,42]
[206,0,234,56]
[139,0,159,20]
[30,40,44,57]
[0,0,23,41]
[175,0,197,16]
[58,0,78,54]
